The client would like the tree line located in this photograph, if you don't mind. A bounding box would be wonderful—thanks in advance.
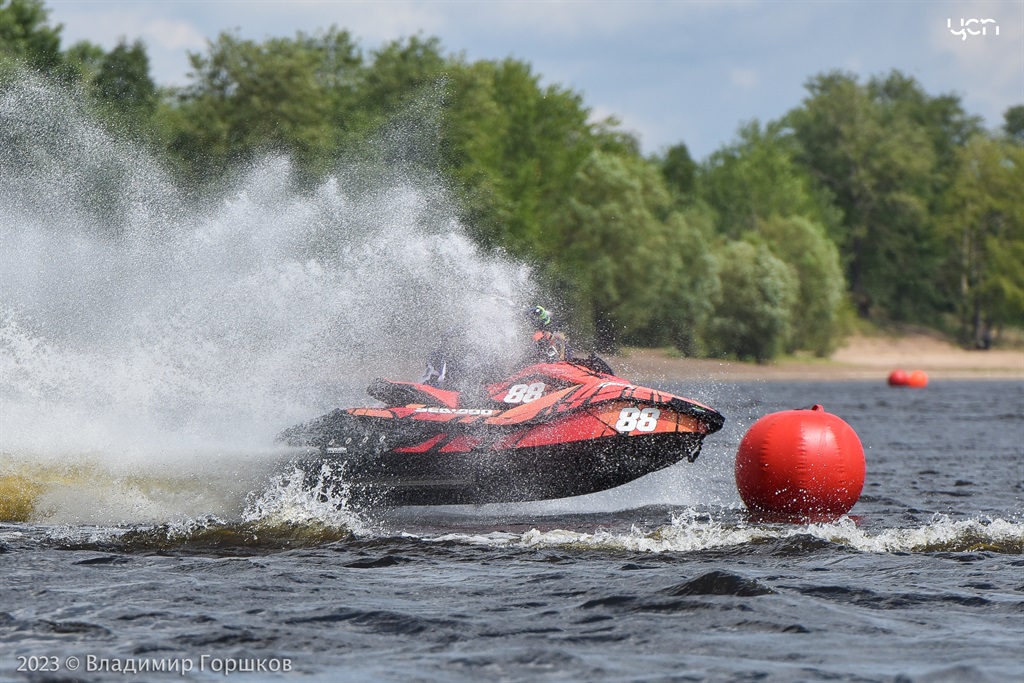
[3,0,1021,359]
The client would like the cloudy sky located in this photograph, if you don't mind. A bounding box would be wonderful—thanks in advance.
[46,0,1024,159]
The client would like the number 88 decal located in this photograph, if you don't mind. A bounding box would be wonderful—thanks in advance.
[503,382,546,404]
[615,407,661,432]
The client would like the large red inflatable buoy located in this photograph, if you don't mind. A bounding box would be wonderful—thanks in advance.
[906,370,929,388]
[888,369,909,386]
[735,405,865,519]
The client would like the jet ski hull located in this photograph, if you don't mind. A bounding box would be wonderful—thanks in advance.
[292,421,707,506]
[281,361,724,506]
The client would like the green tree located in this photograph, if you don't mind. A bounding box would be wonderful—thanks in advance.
[757,215,846,355]
[62,39,105,82]
[870,70,981,189]
[551,150,678,350]
[939,135,1024,345]
[441,57,594,259]
[699,120,840,239]
[332,34,451,178]
[786,70,949,321]
[163,28,361,186]
[90,39,156,134]
[0,0,62,77]
[659,142,697,198]
[355,35,446,125]
[0,0,159,137]
[630,207,721,356]
[707,241,798,362]
[1004,105,1024,143]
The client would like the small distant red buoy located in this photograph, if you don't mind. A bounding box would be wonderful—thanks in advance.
[906,370,929,388]
[888,369,909,386]
[735,405,865,520]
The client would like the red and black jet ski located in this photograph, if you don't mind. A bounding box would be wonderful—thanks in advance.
[280,358,724,506]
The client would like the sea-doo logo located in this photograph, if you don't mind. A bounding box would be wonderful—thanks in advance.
[948,18,999,41]
[414,407,496,415]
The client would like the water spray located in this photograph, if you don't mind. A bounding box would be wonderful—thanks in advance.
[0,77,534,523]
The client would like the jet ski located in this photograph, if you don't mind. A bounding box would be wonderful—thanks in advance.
[280,358,725,506]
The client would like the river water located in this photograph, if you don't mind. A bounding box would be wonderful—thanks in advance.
[2,379,1021,683]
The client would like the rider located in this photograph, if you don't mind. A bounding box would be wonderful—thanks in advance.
[527,305,569,363]
[528,305,615,375]
[417,305,569,389]
[419,305,571,389]
[418,327,466,388]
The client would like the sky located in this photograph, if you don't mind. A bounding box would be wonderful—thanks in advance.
[44,0,1024,159]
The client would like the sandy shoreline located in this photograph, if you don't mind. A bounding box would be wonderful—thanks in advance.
[610,333,1024,384]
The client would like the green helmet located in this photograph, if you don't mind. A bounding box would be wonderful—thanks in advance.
[528,305,552,328]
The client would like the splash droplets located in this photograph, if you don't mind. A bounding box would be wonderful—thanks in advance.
[1,78,533,523]
[1,79,533,459]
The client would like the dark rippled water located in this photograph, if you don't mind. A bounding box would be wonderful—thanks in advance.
[2,380,1022,682]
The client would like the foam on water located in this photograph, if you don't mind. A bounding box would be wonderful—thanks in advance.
[240,463,371,537]
[0,457,262,525]
[0,460,372,549]
[123,462,376,550]
[424,509,1024,555]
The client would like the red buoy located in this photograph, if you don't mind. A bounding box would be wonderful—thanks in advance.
[906,370,929,388]
[888,369,909,386]
[735,405,865,519]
